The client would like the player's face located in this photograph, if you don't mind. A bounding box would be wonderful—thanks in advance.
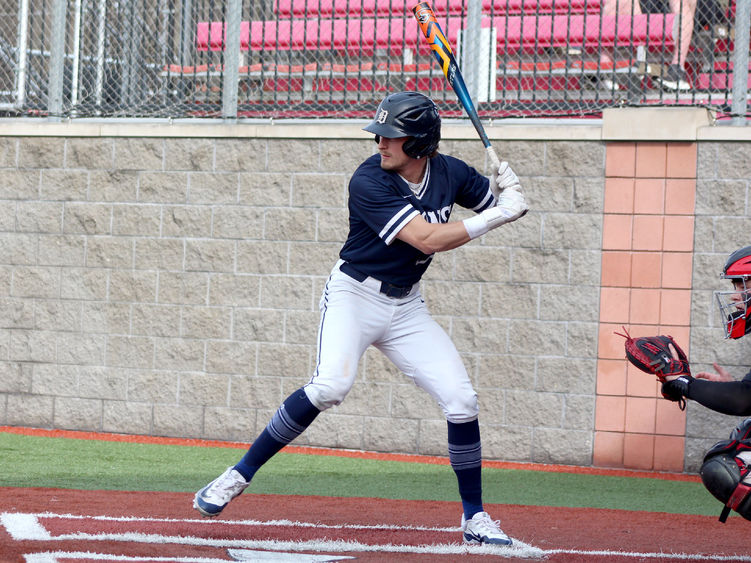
[730,279,751,311]
[376,135,412,172]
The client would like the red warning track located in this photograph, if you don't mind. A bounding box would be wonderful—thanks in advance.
[1,487,749,563]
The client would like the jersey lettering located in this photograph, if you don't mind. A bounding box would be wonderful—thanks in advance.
[422,204,452,224]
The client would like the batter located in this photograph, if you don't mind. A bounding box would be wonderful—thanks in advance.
[193,91,529,545]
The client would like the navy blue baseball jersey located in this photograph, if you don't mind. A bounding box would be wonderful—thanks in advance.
[339,153,495,287]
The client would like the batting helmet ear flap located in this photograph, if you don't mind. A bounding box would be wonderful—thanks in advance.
[402,118,441,159]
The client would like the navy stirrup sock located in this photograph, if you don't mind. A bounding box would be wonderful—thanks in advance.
[448,419,483,519]
[234,388,320,481]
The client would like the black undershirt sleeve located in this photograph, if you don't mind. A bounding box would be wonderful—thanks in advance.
[687,372,751,416]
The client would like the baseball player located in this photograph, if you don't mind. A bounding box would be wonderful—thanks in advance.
[193,91,528,545]
[661,245,751,415]
[658,246,751,522]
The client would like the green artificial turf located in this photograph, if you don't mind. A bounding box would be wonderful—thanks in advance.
[0,431,722,516]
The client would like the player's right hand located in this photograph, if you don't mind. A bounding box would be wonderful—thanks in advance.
[696,362,734,382]
[495,186,528,223]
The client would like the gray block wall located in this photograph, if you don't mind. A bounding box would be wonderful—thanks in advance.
[0,114,748,470]
[686,141,751,471]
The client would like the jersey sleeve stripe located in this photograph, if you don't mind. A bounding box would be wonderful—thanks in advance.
[472,189,495,212]
[382,207,420,245]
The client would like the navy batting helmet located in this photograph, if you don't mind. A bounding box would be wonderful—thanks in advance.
[716,246,751,339]
[363,91,441,159]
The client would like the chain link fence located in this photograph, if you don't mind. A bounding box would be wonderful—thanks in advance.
[0,0,748,120]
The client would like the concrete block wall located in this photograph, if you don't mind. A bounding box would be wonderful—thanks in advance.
[1,110,750,471]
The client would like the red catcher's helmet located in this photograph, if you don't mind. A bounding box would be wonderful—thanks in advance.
[716,246,751,339]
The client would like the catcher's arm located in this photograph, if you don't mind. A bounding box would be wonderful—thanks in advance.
[663,372,751,416]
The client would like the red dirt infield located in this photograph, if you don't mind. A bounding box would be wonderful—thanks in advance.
[1,486,749,562]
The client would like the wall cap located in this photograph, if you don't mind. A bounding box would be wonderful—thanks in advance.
[0,112,748,142]
[602,107,713,141]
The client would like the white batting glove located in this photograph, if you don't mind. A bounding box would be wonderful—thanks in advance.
[495,187,528,223]
[492,161,521,198]
[463,189,529,239]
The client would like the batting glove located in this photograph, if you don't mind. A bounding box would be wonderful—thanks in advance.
[463,188,529,239]
[495,187,528,223]
[492,161,521,198]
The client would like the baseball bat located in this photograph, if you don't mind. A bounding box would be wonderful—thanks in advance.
[412,1,501,173]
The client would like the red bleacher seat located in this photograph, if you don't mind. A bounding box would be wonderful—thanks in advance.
[274,0,602,18]
[196,18,441,55]
[694,61,751,90]
[495,14,676,52]
[196,14,674,55]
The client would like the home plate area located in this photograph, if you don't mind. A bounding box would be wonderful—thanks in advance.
[2,489,751,562]
[1,510,544,562]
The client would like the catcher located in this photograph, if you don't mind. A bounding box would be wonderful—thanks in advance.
[620,245,751,522]
[656,245,751,416]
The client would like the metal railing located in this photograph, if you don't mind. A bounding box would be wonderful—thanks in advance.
[2,0,749,121]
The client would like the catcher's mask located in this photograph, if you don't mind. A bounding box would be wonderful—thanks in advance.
[700,418,751,522]
[715,246,751,339]
[363,91,441,159]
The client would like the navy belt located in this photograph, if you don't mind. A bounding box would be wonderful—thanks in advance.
[339,262,414,299]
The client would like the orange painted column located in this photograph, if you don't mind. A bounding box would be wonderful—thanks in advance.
[594,141,697,471]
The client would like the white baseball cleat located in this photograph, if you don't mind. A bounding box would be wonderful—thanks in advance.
[193,466,249,517]
[461,511,513,545]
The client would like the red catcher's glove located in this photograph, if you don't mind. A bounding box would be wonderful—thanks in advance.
[616,328,691,381]
[616,328,692,410]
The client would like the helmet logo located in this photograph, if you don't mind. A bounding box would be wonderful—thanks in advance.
[376,109,388,124]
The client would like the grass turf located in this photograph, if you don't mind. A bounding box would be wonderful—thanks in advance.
[0,431,722,516]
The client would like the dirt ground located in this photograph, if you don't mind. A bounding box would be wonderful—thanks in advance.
[1,486,749,562]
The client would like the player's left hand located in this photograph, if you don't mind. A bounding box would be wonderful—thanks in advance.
[493,161,521,198]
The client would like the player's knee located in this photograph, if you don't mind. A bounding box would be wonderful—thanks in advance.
[442,391,479,423]
[303,380,350,411]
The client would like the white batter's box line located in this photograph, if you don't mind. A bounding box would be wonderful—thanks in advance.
[8,525,543,559]
[6,512,751,562]
[1,513,52,540]
[1,512,540,559]
[24,552,240,563]
[30,512,459,533]
[228,549,355,561]
[546,549,751,562]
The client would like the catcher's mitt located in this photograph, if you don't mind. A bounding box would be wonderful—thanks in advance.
[615,327,691,381]
[616,328,693,410]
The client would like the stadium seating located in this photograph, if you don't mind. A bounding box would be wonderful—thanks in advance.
[274,0,603,18]
[186,6,679,100]
[694,61,751,89]
[195,14,675,55]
